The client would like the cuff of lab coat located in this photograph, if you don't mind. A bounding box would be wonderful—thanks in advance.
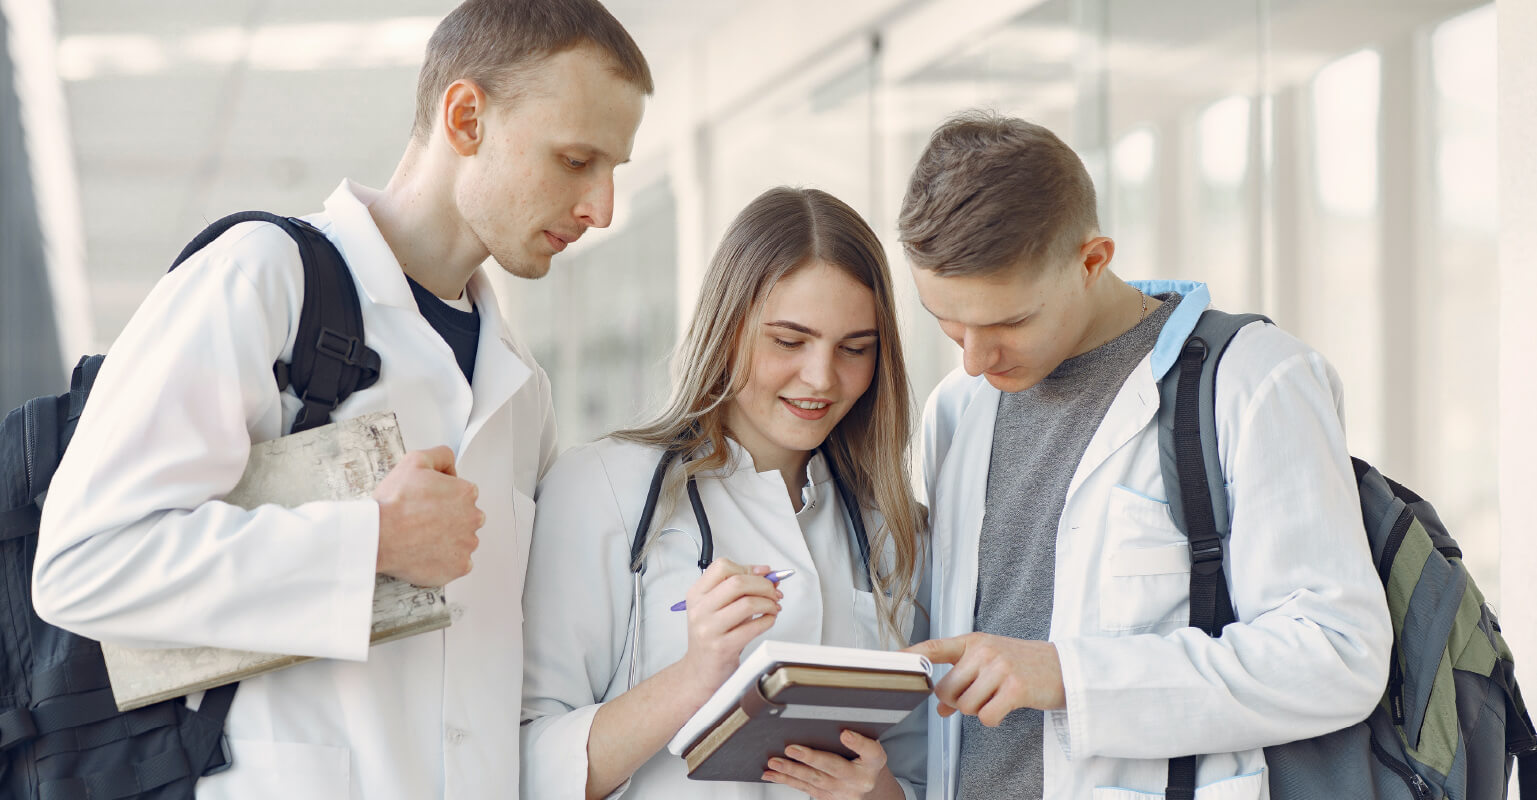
[1049,709,1073,759]
[522,703,629,800]
[328,498,381,662]
[1052,637,1090,760]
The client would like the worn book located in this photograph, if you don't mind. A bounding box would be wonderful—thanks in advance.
[100,411,450,711]
[667,640,933,782]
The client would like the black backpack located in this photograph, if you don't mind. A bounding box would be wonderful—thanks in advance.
[0,211,380,799]
[1158,310,1537,800]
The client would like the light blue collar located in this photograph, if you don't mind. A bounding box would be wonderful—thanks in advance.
[1129,280,1211,381]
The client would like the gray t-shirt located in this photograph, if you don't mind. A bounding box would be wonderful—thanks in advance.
[957,293,1182,799]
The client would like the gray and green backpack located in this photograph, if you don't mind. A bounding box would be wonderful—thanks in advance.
[1156,309,1537,800]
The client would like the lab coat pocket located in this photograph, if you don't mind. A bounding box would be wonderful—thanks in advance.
[1092,768,1265,800]
[1099,485,1191,634]
[201,739,350,800]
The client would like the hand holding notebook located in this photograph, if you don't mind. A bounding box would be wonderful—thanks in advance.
[667,640,933,782]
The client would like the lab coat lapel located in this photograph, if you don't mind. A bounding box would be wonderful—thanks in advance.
[1064,359,1160,502]
[319,180,417,311]
[1064,283,1211,502]
[461,270,531,450]
[937,384,1000,640]
[932,382,999,800]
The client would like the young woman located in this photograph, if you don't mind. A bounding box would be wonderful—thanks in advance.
[520,187,929,800]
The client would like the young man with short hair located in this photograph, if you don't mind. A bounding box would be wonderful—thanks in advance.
[33,2,649,797]
[902,111,1392,799]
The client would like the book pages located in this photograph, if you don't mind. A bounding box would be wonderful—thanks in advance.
[100,411,450,711]
[667,640,932,755]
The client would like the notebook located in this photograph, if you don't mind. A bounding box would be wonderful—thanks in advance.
[667,640,933,782]
[99,411,451,711]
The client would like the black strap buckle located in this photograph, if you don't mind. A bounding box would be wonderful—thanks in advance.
[314,328,363,365]
[297,390,340,413]
[1189,537,1225,574]
[1182,337,1209,361]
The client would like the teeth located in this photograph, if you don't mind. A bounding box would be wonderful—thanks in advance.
[787,399,829,410]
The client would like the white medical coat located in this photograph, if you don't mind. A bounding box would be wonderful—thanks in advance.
[920,281,1392,800]
[520,437,927,800]
[33,180,557,800]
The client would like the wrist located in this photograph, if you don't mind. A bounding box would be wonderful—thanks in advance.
[1041,642,1067,710]
[370,500,388,574]
[660,658,721,712]
[870,768,906,800]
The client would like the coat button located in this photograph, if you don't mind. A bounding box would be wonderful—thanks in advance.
[449,603,466,621]
[446,726,467,745]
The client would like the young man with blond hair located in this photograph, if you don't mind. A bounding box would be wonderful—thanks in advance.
[33,1,649,797]
[902,111,1392,799]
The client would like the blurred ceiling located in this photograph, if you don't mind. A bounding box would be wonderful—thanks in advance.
[53,0,745,347]
[52,0,1484,348]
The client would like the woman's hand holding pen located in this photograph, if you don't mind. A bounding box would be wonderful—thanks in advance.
[583,558,782,800]
[676,558,783,693]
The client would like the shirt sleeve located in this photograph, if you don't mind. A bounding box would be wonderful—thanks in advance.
[32,222,378,660]
[1052,331,1392,760]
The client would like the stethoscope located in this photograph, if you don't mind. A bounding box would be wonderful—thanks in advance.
[621,443,873,689]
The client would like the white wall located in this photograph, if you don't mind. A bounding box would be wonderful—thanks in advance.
[1499,5,1537,795]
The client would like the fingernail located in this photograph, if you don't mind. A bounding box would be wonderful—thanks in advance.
[786,746,804,757]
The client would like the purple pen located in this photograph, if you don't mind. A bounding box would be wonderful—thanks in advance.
[669,569,795,611]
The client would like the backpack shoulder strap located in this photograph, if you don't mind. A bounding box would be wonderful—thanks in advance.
[173,212,380,434]
[1158,308,1270,800]
[0,354,104,540]
[1156,309,1271,554]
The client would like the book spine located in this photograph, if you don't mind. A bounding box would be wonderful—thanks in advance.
[739,675,782,723]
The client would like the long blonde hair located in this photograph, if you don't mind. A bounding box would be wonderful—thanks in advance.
[615,186,926,642]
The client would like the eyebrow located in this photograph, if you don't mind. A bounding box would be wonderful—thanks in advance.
[916,299,1027,328]
[561,142,629,166]
[765,320,878,340]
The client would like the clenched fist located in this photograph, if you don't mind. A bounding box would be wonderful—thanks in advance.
[373,445,483,586]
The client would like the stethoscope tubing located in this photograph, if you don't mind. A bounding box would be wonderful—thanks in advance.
[628,444,870,577]
[621,441,874,692]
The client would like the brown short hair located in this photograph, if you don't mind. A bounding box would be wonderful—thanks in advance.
[412,0,654,140]
[897,110,1099,276]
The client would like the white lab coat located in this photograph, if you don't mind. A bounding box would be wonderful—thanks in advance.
[919,281,1392,800]
[521,436,927,800]
[33,180,557,800]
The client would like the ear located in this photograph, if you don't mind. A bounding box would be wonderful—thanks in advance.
[440,79,491,157]
[1079,236,1116,285]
